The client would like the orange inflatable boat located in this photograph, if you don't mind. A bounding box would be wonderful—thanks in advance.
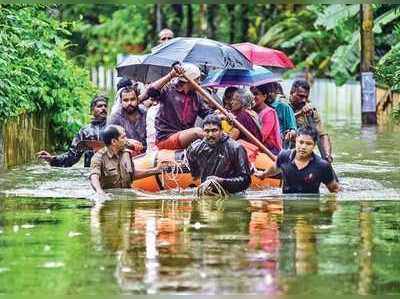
[132,141,280,192]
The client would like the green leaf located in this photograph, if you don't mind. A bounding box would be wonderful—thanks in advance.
[374,8,400,34]
[315,4,359,30]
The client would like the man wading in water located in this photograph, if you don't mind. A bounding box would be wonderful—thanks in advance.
[37,95,108,167]
[186,114,252,194]
[89,125,168,198]
[255,127,340,194]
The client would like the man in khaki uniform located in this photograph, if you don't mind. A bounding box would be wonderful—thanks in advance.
[90,125,163,196]
[289,79,333,163]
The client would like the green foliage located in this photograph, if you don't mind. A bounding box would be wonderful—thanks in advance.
[314,4,359,30]
[260,4,400,86]
[0,5,96,148]
[375,42,400,122]
[78,5,153,66]
[375,43,400,91]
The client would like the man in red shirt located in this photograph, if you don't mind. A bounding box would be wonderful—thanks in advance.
[148,63,213,150]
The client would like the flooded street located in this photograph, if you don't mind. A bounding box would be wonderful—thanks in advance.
[1,80,400,295]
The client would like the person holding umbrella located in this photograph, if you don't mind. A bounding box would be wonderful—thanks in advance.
[147,63,213,150]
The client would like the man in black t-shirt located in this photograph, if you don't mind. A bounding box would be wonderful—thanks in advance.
[255,127,340,194]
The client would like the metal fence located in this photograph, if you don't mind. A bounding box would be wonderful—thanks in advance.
[90,65,119,92]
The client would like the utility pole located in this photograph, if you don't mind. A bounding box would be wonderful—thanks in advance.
[156,4,162,33]
[360,4,377,125]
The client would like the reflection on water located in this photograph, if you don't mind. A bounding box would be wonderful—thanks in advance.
[1,80,400,294]
[1,197,400,294]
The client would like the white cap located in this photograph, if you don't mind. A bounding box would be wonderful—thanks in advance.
[179,63,201,82]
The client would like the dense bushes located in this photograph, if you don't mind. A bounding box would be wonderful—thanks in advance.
[0,5,96,148]
[375,45,400,91]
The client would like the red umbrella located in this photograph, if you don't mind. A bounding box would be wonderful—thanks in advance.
[232,42,295,69]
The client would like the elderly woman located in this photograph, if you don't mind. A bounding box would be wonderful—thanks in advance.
[227,88,263,144]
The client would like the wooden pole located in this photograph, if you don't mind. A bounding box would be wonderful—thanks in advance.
[180,72,277,161]
[360,4,377,125]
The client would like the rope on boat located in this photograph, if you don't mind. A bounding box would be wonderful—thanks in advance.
[160,158,190,194]
[196,178,228,199]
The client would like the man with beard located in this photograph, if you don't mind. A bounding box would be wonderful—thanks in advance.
[37,95,108,167]
[109,85,147,154]
[255,127,340,194]
[289,79,333,163]
[186,114,252,194]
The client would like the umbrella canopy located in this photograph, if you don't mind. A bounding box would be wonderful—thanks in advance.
[117,37,252,83]
[117,54,171,83]
[202,66,281,88]
[232,42,294,69]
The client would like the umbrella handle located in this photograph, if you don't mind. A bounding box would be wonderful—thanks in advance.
[181,72,277,161]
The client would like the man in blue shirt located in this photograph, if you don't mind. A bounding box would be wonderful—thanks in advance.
[255,127,340,194]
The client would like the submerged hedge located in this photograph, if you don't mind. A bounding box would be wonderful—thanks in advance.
[0,5,96,148]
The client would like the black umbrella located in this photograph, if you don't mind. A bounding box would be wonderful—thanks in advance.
[117,37,253,83]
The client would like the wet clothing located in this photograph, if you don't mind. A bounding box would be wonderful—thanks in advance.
[154,83,213,143]
[156,131,183,150]
[277,149,335,194]
[233,109,263,143]
[258,106,282,155]
[89,147,134,189]
[186,135,252,193]
[50,119,106,168]
[269,98,297,135]
[109,108,147,150]
[290,104,326,137]
[146,104,159,152]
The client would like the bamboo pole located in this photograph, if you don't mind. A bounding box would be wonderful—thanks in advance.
[180,72,277,161]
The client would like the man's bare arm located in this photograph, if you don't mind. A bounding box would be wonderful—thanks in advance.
[254,163,281,180]
[90,174,105,195]
[320,134,333,163]
[134,167,162,180]
[326,180,341,193]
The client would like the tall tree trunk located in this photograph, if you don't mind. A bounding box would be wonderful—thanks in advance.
[186,4,193,36]
[206,4,218,39]
[170,4,183,36]
[155,4,162,33]
[227,4,235,43]
[241,5,249,42]
[360,4,377,125]
[199,4,207,37]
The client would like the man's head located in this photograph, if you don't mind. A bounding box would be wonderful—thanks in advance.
[117,77,134,91]
[176,63,201,92]
[251,82,279,106]
[295,127,318,159]
[223,87,239,110]
[90,95,108,120]
[202,114,223,145]
[290,79,310,109]
[158,28,174,44]
[102,125,126,152]
[120,86,140,114]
